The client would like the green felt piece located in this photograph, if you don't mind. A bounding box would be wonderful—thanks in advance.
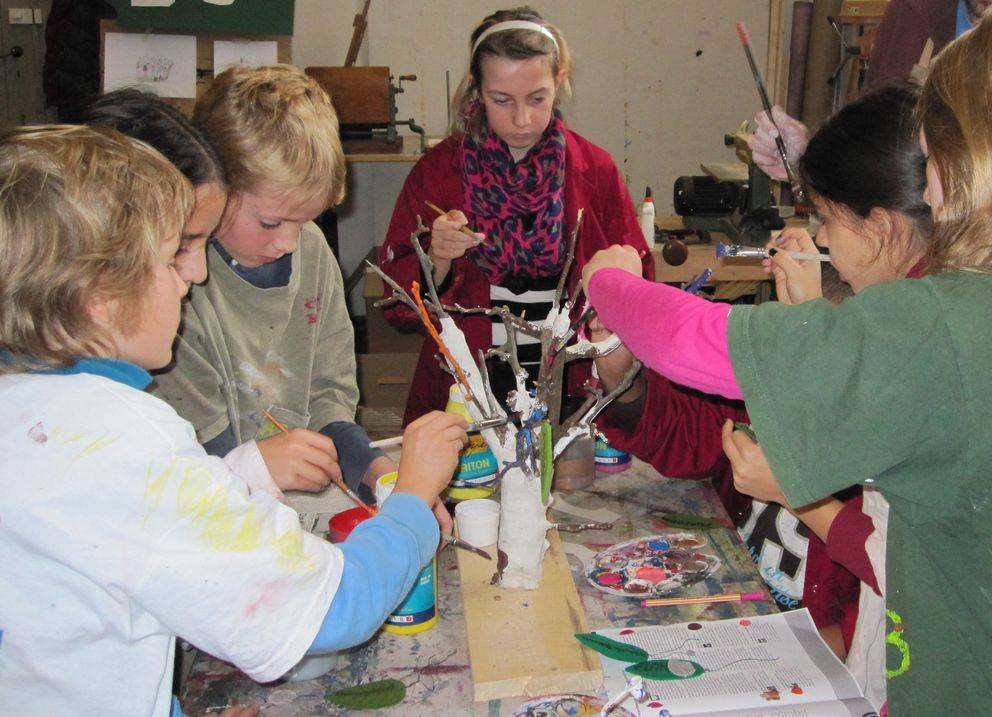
[540,421,553,504]
[574,632,649,663]
[660,513,721,531]
[734,422,758,442]
[626,659,706,681]
[325,678,407,709]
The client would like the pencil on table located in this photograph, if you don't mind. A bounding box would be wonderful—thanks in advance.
[425,201,484,242]
[262,409,376,517]
[640,591,765,608]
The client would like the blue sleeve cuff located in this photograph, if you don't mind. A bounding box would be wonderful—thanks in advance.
[319,421,386,492]
[170,695,186,717]
[307,493,437,652]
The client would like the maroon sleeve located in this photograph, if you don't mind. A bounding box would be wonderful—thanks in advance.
[379,143,476,333]
[826,493,880,595]
[599,152,654,281]
[599,370,747,479]
[865,0,935,89]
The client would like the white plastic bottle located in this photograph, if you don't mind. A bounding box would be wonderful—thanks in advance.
[639,186,656,248]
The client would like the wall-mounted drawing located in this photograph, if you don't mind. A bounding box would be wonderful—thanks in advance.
[104,32,197,98]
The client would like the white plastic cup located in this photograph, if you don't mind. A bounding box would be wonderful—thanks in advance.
[454,498,500,548]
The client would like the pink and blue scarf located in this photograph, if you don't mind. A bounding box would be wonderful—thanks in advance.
[461,110,567,283]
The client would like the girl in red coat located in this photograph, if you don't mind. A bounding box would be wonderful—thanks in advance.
[380,6,653,425]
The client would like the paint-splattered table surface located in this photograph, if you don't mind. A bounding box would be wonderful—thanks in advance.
[181,460,775,716]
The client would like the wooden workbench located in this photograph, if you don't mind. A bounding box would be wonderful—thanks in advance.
[181,459,774,716]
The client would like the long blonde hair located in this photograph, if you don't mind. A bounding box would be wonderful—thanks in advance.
[194,64,346,209]
[919,13,992,273]
[450,7,572,141]
[0,125,192,372]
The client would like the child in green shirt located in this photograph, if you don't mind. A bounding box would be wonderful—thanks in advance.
[581,15,992,714]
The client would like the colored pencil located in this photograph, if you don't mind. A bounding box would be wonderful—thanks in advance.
[640,591,765,608]
[262,409,376,517]
[425,201,484,241]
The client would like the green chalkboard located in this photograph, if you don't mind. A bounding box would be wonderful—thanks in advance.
[108,0,294,36]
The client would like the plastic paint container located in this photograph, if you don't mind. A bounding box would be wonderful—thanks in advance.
[375,471,398,504]
[454,498,500,548]
[595,435,632,473]
[327,506,372,543]
[329,495,439,635]
[443,385,498,501]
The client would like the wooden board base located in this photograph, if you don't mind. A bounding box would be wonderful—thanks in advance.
[456,529,602,702]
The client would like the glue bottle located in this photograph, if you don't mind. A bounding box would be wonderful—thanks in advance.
[594,432,631,473]
[443,384,498,501]
[330,490,439,635]
[639,186,656,248]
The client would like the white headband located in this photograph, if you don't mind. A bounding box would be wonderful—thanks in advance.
[471,20,559,56]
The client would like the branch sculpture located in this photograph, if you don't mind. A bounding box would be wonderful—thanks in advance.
[371,211,641,589]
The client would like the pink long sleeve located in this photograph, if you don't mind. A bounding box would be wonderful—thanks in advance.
[587,269,742,399]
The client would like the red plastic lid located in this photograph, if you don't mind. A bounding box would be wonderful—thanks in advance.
[328,506,373,542]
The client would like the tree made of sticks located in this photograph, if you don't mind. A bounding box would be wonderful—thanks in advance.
[370,210,640,589]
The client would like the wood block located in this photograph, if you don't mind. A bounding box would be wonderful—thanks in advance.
[305,66,391,125]
[456,529,602,702]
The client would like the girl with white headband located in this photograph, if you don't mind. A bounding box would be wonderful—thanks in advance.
[381,6,653,424]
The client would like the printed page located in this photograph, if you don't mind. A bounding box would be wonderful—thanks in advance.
[598,609,877,716]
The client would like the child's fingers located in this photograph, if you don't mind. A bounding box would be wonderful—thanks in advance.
[720,420,745,466]
[296,428,338,462]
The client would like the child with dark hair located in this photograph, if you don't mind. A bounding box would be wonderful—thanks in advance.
[583,15,992,712]
[592,82,930,710]
[83,89,228,287]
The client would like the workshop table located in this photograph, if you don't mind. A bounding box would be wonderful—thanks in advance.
[181,460,775,716]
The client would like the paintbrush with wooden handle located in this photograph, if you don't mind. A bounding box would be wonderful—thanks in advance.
[262,409,376,517]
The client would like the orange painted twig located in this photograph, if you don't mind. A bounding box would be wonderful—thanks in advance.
[411,280,474,403]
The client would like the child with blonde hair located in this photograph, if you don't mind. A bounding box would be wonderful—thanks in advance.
[151,65,407,516]
[381,7,652,424]
[0,125,466,716]
[582,15,992,713]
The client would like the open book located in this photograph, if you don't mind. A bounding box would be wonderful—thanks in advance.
[595,609,879,716]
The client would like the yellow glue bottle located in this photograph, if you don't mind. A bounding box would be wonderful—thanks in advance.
[443,384,499,501]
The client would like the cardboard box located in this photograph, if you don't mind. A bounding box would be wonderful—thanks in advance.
[363,269,426,354]
[357,352,419,408]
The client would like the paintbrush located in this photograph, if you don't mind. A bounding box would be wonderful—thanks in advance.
[716,241,830,263]
[262,408,377,517]
[735,21,807,205]
[369,415,512,449]
[425,201,485,242]
[442,533,492,560]
[640,591,765,608]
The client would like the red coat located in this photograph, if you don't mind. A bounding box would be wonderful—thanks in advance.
[599,371,862,647]
[380,129,654,424]
[865,0,956,90]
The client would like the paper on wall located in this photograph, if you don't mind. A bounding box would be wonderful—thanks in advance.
[213,40,278,73]
[131,0,174,6]
[104,32,197,99]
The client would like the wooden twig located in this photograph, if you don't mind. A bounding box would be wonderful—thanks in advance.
[411,280,474,402]
[553,208,584,309]
[409,218,447,315]
[560,360,642,436]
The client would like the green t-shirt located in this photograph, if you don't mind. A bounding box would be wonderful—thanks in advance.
[728,273,992,713]
[151,222,358,444]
